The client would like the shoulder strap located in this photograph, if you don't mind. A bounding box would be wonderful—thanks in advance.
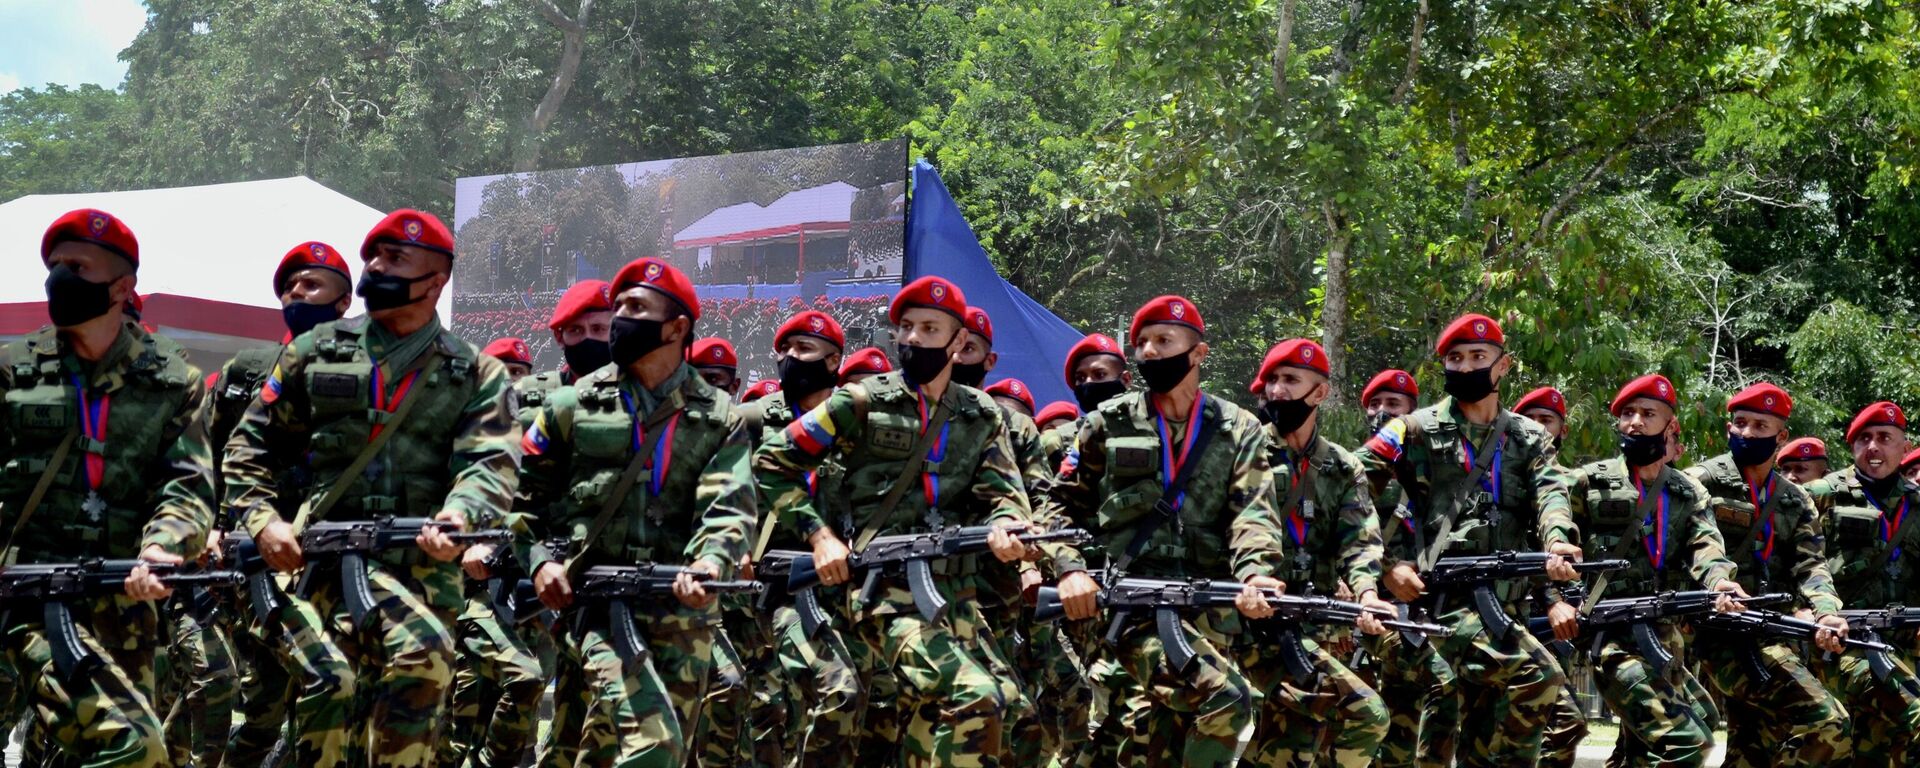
[564,390,684,578]
[1111,401,1218,576]
[0,428,79,566]
[1739,473,1784,564]
[1868,489,1920,574]
[1416,411,1510,570]
[852,396,952,552]
[289,348,444,532]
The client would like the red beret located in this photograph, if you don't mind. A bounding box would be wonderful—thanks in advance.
[1726,382,1791,419]
[362,209,454,260]
[1847,401,1907,444]
[1035,401,1081,427]
[1435,313,1504,355]
[1610,374,1677,416]
[1063,333,1125,385]
[275,241,351,294]
[611,258,700,321]
[985,378,1036,414]
[1129,295,1204,344]
[964,307,994,346]
[482,337,532,367]
[42,208,138,268]
[689,338,738,370]
[1776,437,1828,463]
[776,311,845,351]
[742,380,781,403]
[838,347,893,383]
[1902,447,1920,472]
[1362,369,1419,404]
[889,276,967,325]
[1255,339,1330,388]
[549,280,613,330]
[1514,386,1567,418]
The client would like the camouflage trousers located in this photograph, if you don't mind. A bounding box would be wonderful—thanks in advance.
[1429,602,1566,768]
[162,601,237,768]
[692,601,785,768]
[0,594,168,767]
[1815,638,1920,767]
[225,601,296,765]
[848,579,1021,768]
[1696,635,1850,767]
[1015,615,1092,765]
[303,557,461,768]
[1536,669,1590,768]
[1072,608,1256,768]
[769,591,867,767]
[444,596,555,768]
[1591,623,1714,767]
[981,591,1065,768]
[1364,627,1460,768]
[1239,625,1388,768]
[544,600,714,768]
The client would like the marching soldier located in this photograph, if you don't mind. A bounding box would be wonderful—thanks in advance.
[835,346,892,387]
[1046,295,1284,767]
[753,276,1035,767]
[482,338,534,382]
[224,208,520,767]
[1683,382,1851,766]
[742,380,781,403]
[1804,402,1920,766]
[515,257,757,767]
[1541,374,1742,767]
[1510,385,1592,768]
[1904,447,1920,486]
[1,208,214,766]
[1033,401,1081,472]
[1777,437,1830,486]
[1247,339,1391,767]
[690,337,743,398]
[1360,313,1571,767]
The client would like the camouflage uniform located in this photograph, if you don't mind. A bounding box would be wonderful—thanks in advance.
[1044,391,1283,767]
[225,315,521,768]
[754,372,1033,768]
[1360,398,1571,768]
[1805,468,1920,767]
[1364,482,1461,768]
[0,320,214,767]
[1545,458,1735,766]
[518,362,755,767]
[1251,427,1388,767]
[1685,454,1850,766]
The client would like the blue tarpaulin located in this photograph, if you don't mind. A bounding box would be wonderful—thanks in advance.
[904,160,1084,409]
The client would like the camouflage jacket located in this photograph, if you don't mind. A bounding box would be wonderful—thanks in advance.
[1045,390,1283,583]
[1360,397,1571,563]
[1040,419,1077,475]
[738,388,849,555]
[1685,454,1840,615]
[203,345,291,530]
[511,366,581,431]
[0,321,212,562]
[224,316,520,542]
[1804,468,1920,609]
[518,363,756,589]
[1547,458,1735,597]
[1265,426,1383,598]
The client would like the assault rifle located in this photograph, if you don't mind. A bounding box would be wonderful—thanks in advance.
[0,559,242,678]
[786,524,1093,625]
[1523,590,1790,675]
[1420,552,1629,641]
[755,549,834,639]
[574,563,764,661]
[1835,607,1920,696]
[294,517,510,628]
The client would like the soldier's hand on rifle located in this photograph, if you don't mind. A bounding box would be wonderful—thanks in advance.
[201,529,224,566]
[258,519,304,573]
[739,554,756,583]
[1057,570,1101,621]
[1357,590,1395,636]
[675,560,719,610]
[534,561,573,610]
[125,545,181,601]
[1544,543,1583,581]
[1237,575,1284,620]
[1547,599,1580,642]
[1710,580,1750,612]
[462,544,494,580]
[810,528,852,587]
[1383,562,1424,603]
[986,522,1028,563]
[1806,611,1849,654]
[419,510,467,562]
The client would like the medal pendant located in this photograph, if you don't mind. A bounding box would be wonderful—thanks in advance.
[83,490,107,522]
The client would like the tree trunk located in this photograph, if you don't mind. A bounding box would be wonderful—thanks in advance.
[517,0,594,173]
[1272,0,1298,102]
[1321,202,1353,400]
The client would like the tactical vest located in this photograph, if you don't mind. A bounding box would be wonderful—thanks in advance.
[1578,460,1698,594]
[1269,433,1355,593]
[1394,407,1541,556]
[834,373,999,535]
[209,345,302,529]
[513,370,568,431]
[1090,392,1241,580]
[1815,470,1920,608]
[1688,455,1795,595]
[547,367,731,566]
[1,324,199,560]
[298,318,479,521]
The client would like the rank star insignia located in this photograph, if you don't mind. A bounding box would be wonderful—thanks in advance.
[83,490,107,522]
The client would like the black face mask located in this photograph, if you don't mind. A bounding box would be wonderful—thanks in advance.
[1074,379,1128,413]
[778,355,837,398]
[951,361,989,389]
[1261,398,1315,435]
[609,316,670,368]
[1728,432,1779,468]
[45,264,117,328]
[356,271,434,311]
[1136,348,1195,394]
[897,342,953,387]
[281,301,342,338]
[1442,362,1500,403]
[562,339,612,378]
[1619,432,1668,467]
